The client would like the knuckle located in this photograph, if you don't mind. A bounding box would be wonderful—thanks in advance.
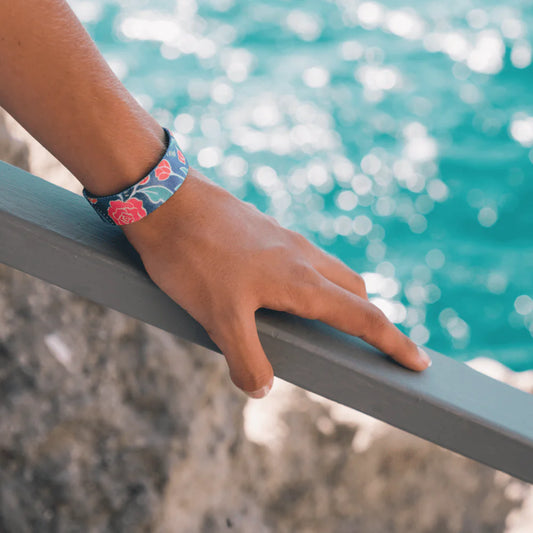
[365,306,390,333]
[268,214,281,226]
[259,242,293,266]
[352,271,364,285]
[353,272,367,295]
[288,229,310,248]
[288,262,321,297]
[283,263,324,318]
[288,261,319,286]
[328,255,367,295]
[245,201,262,216]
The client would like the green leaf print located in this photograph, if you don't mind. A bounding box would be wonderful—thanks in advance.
[141,186,173,204]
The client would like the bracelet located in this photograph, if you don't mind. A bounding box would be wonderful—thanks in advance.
[82,127,189,225]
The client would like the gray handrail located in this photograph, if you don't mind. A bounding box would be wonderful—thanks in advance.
[1,159,532,484]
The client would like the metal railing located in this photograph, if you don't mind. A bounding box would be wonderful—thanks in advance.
[1,159,532,484]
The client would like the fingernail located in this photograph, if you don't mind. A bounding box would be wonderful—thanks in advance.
[245,376,274,399]
[418,346,432,368]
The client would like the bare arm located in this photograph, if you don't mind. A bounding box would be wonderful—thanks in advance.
[0,0,165,196]
[0,0,431,399]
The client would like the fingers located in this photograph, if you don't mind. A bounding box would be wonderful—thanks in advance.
[208,310,274,399]
[289,231,368,300]
[286,273,432,371]
[313,251,368,300]
[285,233,427,370]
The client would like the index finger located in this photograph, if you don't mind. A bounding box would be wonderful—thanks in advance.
[295,276,432,371]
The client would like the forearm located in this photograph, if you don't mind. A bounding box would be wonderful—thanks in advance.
[0,0,166,196]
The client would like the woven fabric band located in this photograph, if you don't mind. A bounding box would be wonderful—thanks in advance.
[82,127,189,225]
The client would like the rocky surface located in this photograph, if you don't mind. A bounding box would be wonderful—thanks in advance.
[1,107,532,532]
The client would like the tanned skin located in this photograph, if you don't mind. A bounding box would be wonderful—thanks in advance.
[0,0,431,398]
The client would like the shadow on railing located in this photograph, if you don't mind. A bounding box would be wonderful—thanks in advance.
[1,159,532,484]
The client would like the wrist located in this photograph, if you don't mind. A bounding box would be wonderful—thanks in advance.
[120,166,200,243]
[80,118,167,197]
[83,126,189,226]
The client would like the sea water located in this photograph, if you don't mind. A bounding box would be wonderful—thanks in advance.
[70,0,533,370]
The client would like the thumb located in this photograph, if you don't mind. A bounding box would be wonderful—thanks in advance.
[212,312,274,399]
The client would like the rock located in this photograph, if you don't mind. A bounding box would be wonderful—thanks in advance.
[0,106,268,532]
[1,106,532,532]
[0,111,30,173]
[1,107,81,194]
[246,380,531,533]
[0,261,271,533]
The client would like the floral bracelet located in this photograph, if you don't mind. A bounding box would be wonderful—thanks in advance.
[82,127,189,225]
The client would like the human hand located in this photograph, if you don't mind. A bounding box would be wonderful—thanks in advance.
[121,167,432,399]
[0,0,428,395]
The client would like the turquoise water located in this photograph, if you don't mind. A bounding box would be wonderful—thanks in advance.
[71,0,533,370]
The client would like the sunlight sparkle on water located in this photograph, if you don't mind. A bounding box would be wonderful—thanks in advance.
[303,67,331,88]
[89,0,533,369]
[511,41,532,68]
[286,10,322,41]
[510,115,533,147]
[515,296,533,316]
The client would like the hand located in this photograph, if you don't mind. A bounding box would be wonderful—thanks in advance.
[121,167,432,399]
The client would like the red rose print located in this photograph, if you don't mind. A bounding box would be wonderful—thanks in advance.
[139,175,150,185]
[108,198,147,225]
[89,198,98,204]
[155,160,171,181]
[177,150,186,164]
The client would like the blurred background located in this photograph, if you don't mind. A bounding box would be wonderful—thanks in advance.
[2,1,533,532]
[67,0,533,370]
